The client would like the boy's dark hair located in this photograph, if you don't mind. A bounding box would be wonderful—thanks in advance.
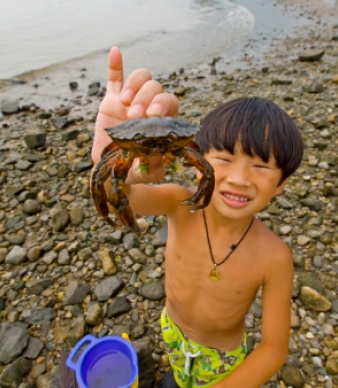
[196,97,303,184]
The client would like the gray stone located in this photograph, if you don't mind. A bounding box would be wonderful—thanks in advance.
[107,296,131,318]
[298,272,324,295]
[24,133,47,148]
[122,233,139,250]
[69,204,84,226]
[133,338,155,388]
[152,226,168,247]
[52,117,75,129]
[51,208,69,232]
[139,281,165,301]
[21,336,44,359]
[15,160,32,171]
[64,280,91,304]
[23,199,41,215]
[73,162,93,172]
[5,246,27,265]
[1,101,20,114]
[61,129,80,141]
[0,322,30,364]
[21,308,56,325]
[281,364,305,387]
[94,276,124,302]
[26,278,53,294]
[127,248,146,264]
[0,357,32,388]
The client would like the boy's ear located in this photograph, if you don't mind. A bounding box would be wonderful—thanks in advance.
[274,179,287,195]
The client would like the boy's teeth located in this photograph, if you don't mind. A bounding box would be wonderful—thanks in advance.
[224,193,248,202]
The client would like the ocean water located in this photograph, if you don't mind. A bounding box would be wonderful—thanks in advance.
[0,0,254,79]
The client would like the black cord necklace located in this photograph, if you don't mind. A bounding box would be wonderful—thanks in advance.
[202,209,254,282]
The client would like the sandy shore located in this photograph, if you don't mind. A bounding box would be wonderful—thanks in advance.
[0,1,338,388]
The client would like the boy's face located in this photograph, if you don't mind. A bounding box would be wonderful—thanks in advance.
[202,143,286,220]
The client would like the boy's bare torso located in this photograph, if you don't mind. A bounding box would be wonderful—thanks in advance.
[164,207,279,352]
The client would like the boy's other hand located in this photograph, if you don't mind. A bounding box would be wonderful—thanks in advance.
[92,46,179,164]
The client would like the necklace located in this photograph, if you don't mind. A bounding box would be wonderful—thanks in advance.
[202,210,254,282]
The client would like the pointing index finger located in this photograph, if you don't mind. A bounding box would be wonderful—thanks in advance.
[106,46,124,94]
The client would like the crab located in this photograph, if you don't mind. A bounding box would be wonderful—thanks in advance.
[91,116,215,231]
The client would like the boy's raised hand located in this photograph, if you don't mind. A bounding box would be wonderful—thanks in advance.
[92,46,179,164]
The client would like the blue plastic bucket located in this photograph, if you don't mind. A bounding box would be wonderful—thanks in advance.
[66,334,138,388]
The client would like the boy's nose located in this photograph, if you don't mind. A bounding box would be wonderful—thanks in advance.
[226,166,251,186]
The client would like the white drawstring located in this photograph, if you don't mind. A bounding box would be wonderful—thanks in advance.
[181,342,201,376]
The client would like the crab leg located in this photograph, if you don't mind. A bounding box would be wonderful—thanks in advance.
[91,147,123,228]
[174,143,215,210]
[107,152,139,231]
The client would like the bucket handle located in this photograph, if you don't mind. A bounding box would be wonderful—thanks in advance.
[66,334,97,370]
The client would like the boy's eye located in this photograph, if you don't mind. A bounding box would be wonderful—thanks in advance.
[254,164,269,169]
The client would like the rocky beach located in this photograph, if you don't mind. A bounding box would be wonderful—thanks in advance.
[1,1,338,387]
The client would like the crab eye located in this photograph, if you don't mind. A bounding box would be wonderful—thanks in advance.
[168,132,178,140]
[132,133,145,142]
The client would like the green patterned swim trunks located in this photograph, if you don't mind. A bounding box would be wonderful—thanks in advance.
[160,308,247,388]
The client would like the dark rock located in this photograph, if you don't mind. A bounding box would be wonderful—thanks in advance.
[88,82,101,96]
[51,209,69,232]
[21,307,56,325]
[24,133,47,149]
[107,296,131,318]
[51,117,75,130]
[26,278,53,294]
[298,272,324,295]
[21,337,44,359]
[64,280,91,304]
[122,233,139,250]
[0,323,30,364]
[271,78,293,85]
[69,81,78,90]
[281,365,305,388]
[15,160,32,171]
[6,185,24,196]
[152,226,168,247]
[94,276,124,302]
[139,281,165,301]
[61,130,80,141]
[0,357,32,388]
[73,161,93,172]
[134,338,155,388]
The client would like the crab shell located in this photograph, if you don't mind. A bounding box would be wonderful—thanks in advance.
[91,116,215,232]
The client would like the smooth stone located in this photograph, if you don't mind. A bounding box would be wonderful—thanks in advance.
[63,280,91,304]
[94,276,124,302]
[0,322,30,364]
[107,296,131,318]
[301,286,332,311]
[298,49,325,61]
[24,133,47,148]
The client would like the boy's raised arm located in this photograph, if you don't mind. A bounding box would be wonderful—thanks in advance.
[92,46,179,165]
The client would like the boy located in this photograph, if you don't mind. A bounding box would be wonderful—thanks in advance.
[92,47,303,388]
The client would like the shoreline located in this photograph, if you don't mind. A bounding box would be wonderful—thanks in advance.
[0,1,338,387]
[0,0,336,110]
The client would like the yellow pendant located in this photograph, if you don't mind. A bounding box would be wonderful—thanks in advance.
[209,266,220,281]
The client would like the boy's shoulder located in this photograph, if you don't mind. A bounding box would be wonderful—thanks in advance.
[253,218,292,263]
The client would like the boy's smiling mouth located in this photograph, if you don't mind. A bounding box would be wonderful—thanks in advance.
[221,191,251,206]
